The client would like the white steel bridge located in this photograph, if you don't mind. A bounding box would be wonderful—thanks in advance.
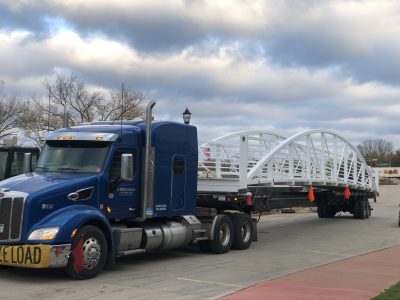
[197,130,378,194]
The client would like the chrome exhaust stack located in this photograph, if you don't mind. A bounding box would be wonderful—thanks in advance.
[139,101,156,221]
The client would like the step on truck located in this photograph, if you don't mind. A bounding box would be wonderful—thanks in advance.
[0,102,378,279]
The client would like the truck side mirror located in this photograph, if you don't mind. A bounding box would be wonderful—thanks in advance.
[121,153,133,181]
[23,153,32,173]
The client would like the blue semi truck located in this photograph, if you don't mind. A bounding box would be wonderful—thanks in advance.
[0,102,375,279]
[0,102,259,279]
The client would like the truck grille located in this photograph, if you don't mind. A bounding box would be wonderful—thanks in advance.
[0,197,25,241]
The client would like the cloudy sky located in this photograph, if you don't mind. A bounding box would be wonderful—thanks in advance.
[1,0,400,146]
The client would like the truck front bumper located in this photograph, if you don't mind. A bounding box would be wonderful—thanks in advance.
[0,244,71,268]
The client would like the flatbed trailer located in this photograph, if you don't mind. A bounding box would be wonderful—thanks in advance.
[0,102,377,279]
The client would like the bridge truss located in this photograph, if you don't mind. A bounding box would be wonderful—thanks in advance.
[198,129,378,194]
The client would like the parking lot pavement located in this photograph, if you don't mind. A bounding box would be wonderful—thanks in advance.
[0,185,399,300]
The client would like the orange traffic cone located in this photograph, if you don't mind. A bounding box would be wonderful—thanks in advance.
[308,185,315,202]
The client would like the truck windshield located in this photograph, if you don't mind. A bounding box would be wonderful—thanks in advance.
[36,140,110,173]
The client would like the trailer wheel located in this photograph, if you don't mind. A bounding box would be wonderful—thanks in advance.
[318,203,334,218]
[353,200,360,219]
[208,215,233,254]
[354,199,369,220]
[231,213,252,250]
[66,225,107,280]
[317,203,325,218]
[362,200,369,219]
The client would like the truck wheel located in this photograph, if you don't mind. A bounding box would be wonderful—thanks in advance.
[318,203,333,218]
[323,204,335,218]
[326,207,336,218]
[317,204,323,218]
[362,200,369,219]
[208,215,233,254]
[359,200,368,219]
[66,225,107,280]
[353,200,360,219]
[354,199,368,219]
[231,213,252,250]
[317,203,326,218]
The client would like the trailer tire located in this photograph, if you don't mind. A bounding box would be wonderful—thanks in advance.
[362,200,370,219]
[318,203,334,218]
[317,204,324,218]
[231,213,252,250]
[326,206,336,218]
[354,199,369,220]
[66,225,108,280]
[362,200,367,219]
[208,215,233,254]
[353,200,360,219]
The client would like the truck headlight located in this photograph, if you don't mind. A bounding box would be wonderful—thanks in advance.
[28,227,59,240]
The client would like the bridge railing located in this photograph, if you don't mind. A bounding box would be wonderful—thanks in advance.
[199,129,377,193]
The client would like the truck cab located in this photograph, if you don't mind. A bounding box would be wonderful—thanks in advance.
[0,102,201,278]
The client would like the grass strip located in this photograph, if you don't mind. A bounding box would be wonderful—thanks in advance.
[373,282,400,300]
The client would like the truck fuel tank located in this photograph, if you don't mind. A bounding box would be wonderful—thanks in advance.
[142,222,193,251]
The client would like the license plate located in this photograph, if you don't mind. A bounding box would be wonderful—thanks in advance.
[0,245,51,268]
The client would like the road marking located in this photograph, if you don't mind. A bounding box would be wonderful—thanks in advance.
[177,277,243,288]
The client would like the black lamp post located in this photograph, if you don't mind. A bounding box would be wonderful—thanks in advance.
[183,107,191,125]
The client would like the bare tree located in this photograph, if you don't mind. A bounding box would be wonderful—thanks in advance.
[357,139,394,157]
[18,97,63,147]
[96,87,145,121]
[45,73,102,125]
[0,81,23,139]
[19,72,145,146]
[357,139,394,166]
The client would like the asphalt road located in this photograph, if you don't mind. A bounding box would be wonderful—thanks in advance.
[0,185,399,300]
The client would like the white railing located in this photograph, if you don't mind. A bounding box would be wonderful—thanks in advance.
[198,129,377,192]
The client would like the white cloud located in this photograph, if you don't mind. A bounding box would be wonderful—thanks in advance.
[1,1,400,148]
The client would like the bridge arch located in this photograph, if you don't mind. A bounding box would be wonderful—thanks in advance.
[246,129,375,191]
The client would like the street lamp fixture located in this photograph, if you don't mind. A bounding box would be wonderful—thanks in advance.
[183,107,191,125]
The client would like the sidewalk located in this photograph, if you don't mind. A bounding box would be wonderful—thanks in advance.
[223,245,400,300]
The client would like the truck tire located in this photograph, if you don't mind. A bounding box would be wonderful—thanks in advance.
[231,213,252,250]
[353,200,360,219]
[362,200,368,219]
[317,203,324,218]
[208,215,233,254]
[354,199,369,219]
[318,203,334,218]
[326,208,335,218]
[66,225,108,280]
